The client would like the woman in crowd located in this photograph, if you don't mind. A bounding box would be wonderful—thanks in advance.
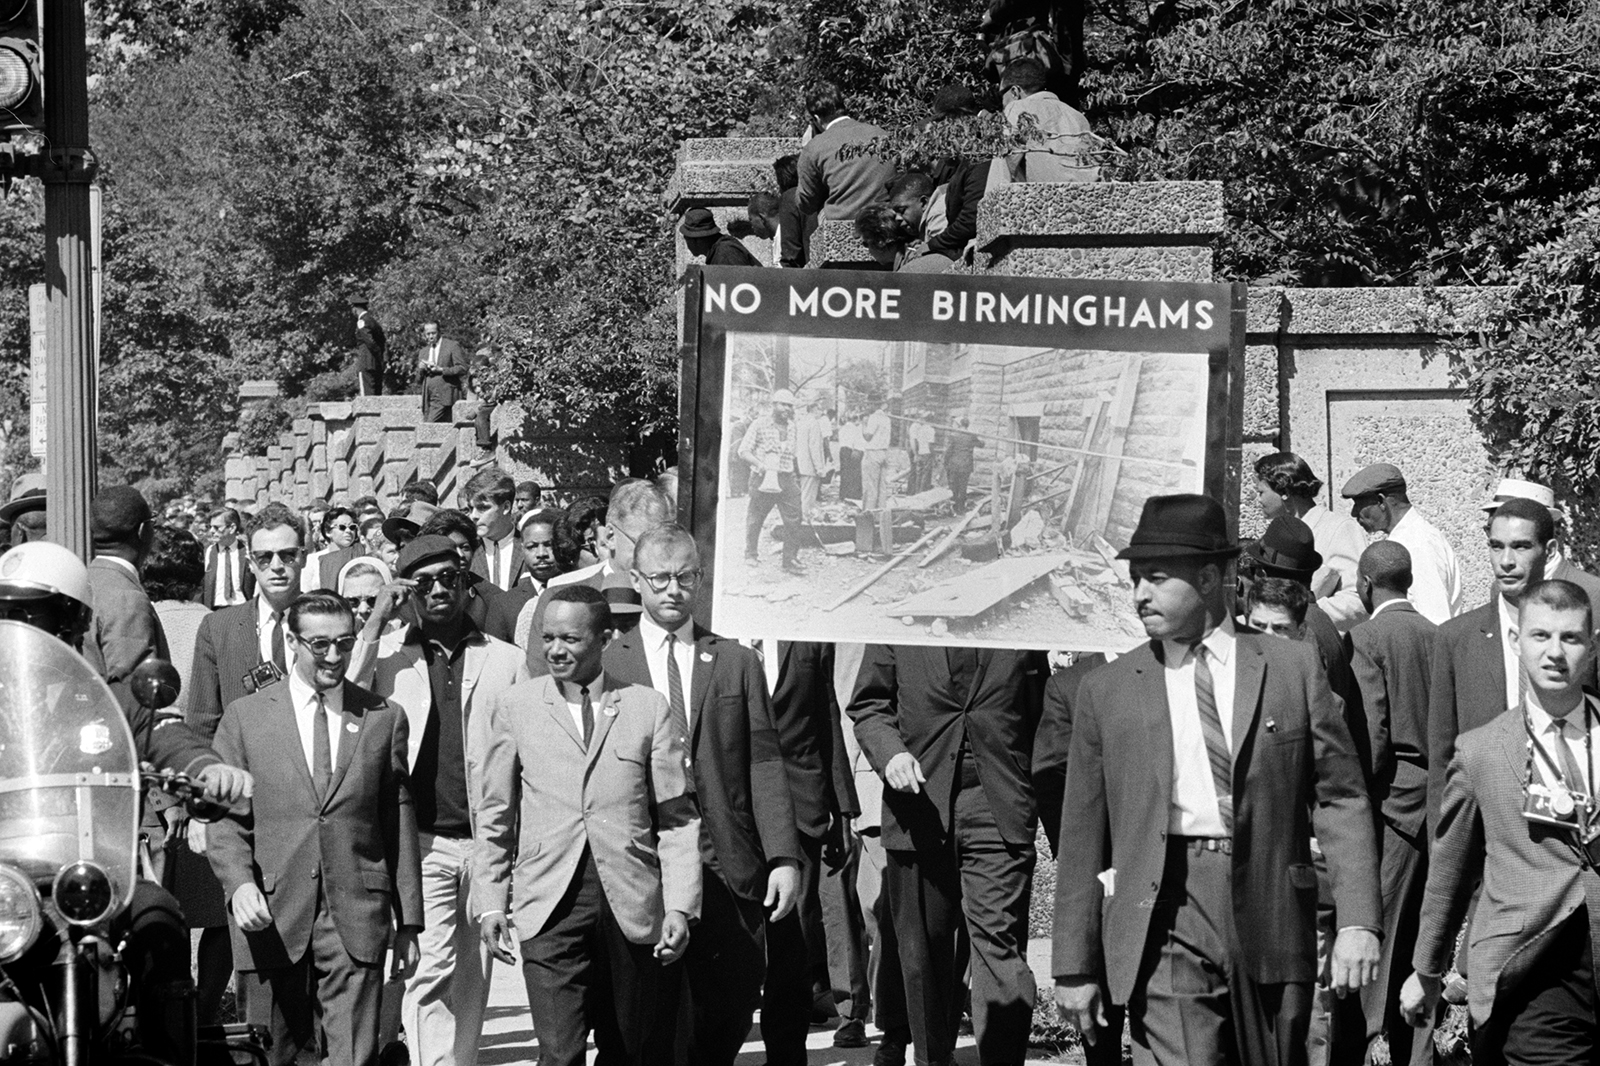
[338,557,396,634]
[302,505,361,591]
[141,525,209,717]
[1252,451,1369,630]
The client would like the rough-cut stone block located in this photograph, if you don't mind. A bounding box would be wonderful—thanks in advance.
[810,220,875,269]
[238,380,280,401]
[310,420,328,447]
[311,470,331,498]
[677,138,802,165]
[977,181,1224,245]
[1243,344,1280,440]
[986,245,1212,282]
[665,138,802,210]
[315,402,353,422]
[1279,286,1502,337]
[1246,286,1286,336]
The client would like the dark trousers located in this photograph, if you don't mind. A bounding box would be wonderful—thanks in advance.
[244,889,384,1066]
[823,830,873,1023]
[947,462,972,511]
[423,402,454,424]
[1361,821,1433,1066]
[1129,839,1311,1066]
[126,880,199,1066]
[474,402,496,449]
[886,780,1037,1065]
[745,473,802,565]
[859,828,910,1035]
[685,866,767,1066]
[358,368,383,396]
[1473,907,1597,1066]
[763,833,825,1064]
[519,851,679,1066]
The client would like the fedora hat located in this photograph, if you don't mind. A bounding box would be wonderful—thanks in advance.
[1243,515,1323,581]
[382,501,438,546]
[1116,494,1239,561]
[602,568,643,616]
[679,207,721,239]
[1479,476,1556,513]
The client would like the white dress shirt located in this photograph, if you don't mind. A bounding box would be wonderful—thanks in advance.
[638,613,696,728]
[255,596,293,667]
[1498,596,1522,714]
[742,639,782,696]
[1161,620,1238,837]
[210,545,247,607]
[1385,508,1463,624]
[287,672,343,776]
[483,531,517,590]
[1303,503,1370,632]
[1526,693,1599,796]
[862,411,892,451]
[558,676,606,739]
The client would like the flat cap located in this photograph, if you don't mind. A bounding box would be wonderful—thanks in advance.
[395,533,461,578]
[1340,463,1406,499]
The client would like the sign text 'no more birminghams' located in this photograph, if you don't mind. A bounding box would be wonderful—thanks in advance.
[694,266,1234,353]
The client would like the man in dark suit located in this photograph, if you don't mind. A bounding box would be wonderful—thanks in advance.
[83,485,169,684]
[464,467,528,591]
[207,591,423,1066]
[1478,475,1600,605]
[681,207,763,267]
[757,640,862,1063]
[1346,541,1438,1066]
[203,507,254,608]
[353,298,387,396]
[1053,494,1381,1066]
[1427,497,1598,820]
[417,509,514,644]
[601,523,802,1066]
[850,643,1048,1066]
[416,321,468,423]
[1401,579,1600,1062]
[1032,653,1123,1066]
[796,82,896,221]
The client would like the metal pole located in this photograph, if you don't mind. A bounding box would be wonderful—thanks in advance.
[41,0,97,557]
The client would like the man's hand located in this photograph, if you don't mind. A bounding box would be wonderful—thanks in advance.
[391,929,420,980]
[821,815,856,872]
[764,860,801,921]
[884,752,926,794]
[196,763,254,806]
[185,818,208,855]
[1054,979,1108,1043]
[231,884,273,932]
[654,910,691,964]
[1328,928,1382,995]
[480,912,518,965]
[1398,972,1441,1028]
[363,581,413,640]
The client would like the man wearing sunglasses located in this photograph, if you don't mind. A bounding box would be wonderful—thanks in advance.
[351,534,527,1066]
[603,523,802,1066]
[207,591,423,1066]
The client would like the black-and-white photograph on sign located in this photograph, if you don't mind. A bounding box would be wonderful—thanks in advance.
[680,267,1245,652]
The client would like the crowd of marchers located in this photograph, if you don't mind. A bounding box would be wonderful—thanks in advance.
[0,448,1593,1066]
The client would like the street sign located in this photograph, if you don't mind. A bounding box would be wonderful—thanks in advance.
[28,281,44,456]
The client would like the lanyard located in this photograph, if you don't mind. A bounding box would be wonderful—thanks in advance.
[1523,699,1595,811]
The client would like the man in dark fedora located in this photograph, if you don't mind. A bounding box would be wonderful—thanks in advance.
[681,207,763,268]
[1053,493,1382,1066]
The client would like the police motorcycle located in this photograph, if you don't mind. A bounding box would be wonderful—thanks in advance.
[0,625,261,1066]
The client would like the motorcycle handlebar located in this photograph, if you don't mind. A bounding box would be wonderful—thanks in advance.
[139,764,229,823]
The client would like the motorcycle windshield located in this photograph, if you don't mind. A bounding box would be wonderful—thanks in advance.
[0,620,139,911]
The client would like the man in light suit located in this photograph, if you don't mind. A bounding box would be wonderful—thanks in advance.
[476,584,701,1065]
[795,395,834,526]
[1054,493,1382,1066]
[203,507,254,608]
[602,523,802,1065]
[1402,579,1600,1062]
[207,591,424,1066]
[1427,497,1600,821]
[83,485,169,684]
[796,82,897,221]
[851,642,1049,1066]
[416,321,468,423]
[1347,542,1439,1066]
[350,534,527,1066]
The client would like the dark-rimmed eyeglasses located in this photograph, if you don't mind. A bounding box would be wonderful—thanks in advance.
[249,548,304,568]
[635,569,701,593]
[294,634,357,656]
[411,569,466,596]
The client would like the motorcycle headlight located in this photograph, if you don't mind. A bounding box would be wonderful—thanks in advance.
[53,861,114,927]
[0,864,42,963]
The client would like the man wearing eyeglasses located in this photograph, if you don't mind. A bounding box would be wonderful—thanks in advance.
[207,590,423,1066]
[349,534,527,1066]
[603,523,802,1066]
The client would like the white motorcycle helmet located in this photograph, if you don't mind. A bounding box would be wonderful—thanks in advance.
[0,541,93,646]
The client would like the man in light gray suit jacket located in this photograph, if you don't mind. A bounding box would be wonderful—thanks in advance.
[83,485,168,684]
[1402,578,1600,1063]
[207,591,424,1066]
[796,82,896,221]
[475,584,701,1066]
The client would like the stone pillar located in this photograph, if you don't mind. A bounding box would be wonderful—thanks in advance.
[666,137,800,273]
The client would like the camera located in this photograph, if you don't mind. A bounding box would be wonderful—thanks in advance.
[240,662,284,695]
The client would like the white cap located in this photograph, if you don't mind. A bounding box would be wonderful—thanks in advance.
[771,389,797,407]
[1480,477,1556,513]
[0,542,91,608]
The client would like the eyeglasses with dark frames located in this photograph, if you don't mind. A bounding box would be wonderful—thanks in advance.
[635,569,702,593]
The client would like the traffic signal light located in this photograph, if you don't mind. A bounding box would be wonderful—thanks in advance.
[0,0,42,135]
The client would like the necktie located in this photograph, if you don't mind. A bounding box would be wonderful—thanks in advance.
[1552,718,1587,794]
[1191,643,1234,832]
[488,545,499,588]
[581,689,595,747]
[947,646,979,704]
[220,548,234,604]
[312,694,333,800]
[270,613,286,674]
[665,634,690,741]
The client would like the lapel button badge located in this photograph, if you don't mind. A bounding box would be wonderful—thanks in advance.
[699,652,713,663]
[346,722,359,733]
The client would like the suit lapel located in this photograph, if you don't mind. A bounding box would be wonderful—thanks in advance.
[585,687,620,775]
[541,678,585,751]
[234,605,261,677]
[268,685,319,801]
[1134,643,1175,805]
[1478,606,1507,706]
[1232,637,1265,759]
[460,639,487,712]
[691,629,715,740]
[324,683,366,807]
[962,648,993,712]
[1498,707,1531,788]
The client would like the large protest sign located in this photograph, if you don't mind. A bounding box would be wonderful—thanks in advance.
[679,266,1246,652]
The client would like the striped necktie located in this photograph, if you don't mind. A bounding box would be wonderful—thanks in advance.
[1191,642,1234,833]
